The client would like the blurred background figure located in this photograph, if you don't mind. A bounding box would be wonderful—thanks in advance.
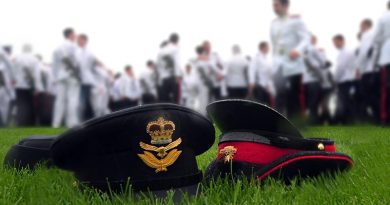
[187,45,213,114]
[109,72,122,112]
[374,1,390,125]
[0,44,14,127]
[76,34,102,122]
[271,0,310,118]
[248,41,274,106]
[225,45,249,99]
[52,28,80,128]
[308,39,335,125]
[13,44,43,126]
[117,65,141,110]
[91,66,112,117]
[303,35,327,125]
[356,18,379,123]
[156,33,182,104]
[181,63,201,112]
[140,60,158,104]
[35,55,55,126]
[333,34,358,124]
[202,41,225,100]
[318,54,335,125]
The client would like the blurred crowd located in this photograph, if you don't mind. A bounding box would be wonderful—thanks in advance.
[1,0,390,128]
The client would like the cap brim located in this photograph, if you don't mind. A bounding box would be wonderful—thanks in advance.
[257,151,353,183]
[205,152,353,183]
[207,100,303,140]
[4,136,57,170]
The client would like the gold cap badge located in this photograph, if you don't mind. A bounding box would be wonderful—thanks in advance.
[317,143,325,151]
[138,117,182,173]
[220,146,237,163]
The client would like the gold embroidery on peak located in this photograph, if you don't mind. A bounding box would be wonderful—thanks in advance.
[220,146,237,163]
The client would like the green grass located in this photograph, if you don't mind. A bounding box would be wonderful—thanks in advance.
[0,126,389,205]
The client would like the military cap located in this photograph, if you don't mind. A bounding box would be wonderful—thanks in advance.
[50,104,215,194]
[205,100,353,183]
[4,136,55,169]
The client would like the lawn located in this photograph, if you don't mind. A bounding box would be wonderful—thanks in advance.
[0,126,389,205]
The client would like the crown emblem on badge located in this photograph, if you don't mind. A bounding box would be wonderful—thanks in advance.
[146,117,176,145]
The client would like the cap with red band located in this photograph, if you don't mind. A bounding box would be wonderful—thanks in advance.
[204,100,353,183]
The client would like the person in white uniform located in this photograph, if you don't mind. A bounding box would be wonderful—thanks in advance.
[156,33,182,104]
[52,28,81,128]
[248,41,274,106]
[189,45,214,114]
[373,1,390,124]
[140,60,158,104]
[225,45,249,99]
[13,44,43,126]
[302,35,327,124]
[316,50,335,125]
[76,34,100,121]
[181,63,201,112]
[35,55,55,126]
[91,66,111,117]
[0,44,14,126]
[202,41,225,100]
[271,0,311,118]
[109,73,122,112]
[356,19,380,123]
[117,65,141,110]
[333,34,359,124]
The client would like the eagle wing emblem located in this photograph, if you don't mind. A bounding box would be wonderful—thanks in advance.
[139,138,182,158]
[138,149,182,173]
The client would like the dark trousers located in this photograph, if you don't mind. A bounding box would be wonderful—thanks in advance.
[36,93,54,126]
[117,98,139,111]
[80,85,94,121]
[0,111,3,127]
[227,87,248,99]
[336,81,357,124]
[304,82,322,124]
[212,87,222,101]
[142,93,157,104]
[275,87,287,115]
[254,86,271,106]
[286,74,304,119]
[109,100,122,112]
[16,89,35,126]
[360,72,380,123]
[380,65,390,124]
[158,77,180,104]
